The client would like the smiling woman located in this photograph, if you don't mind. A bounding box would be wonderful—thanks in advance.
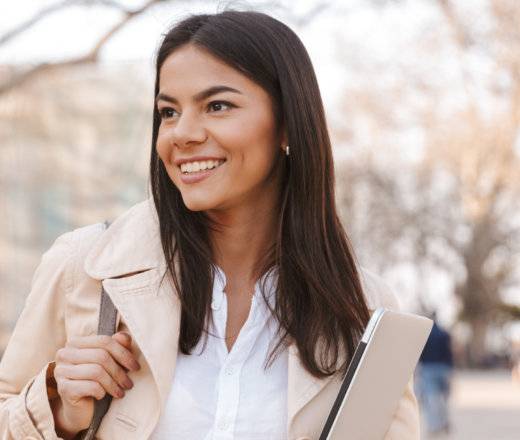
[0,9,420,440]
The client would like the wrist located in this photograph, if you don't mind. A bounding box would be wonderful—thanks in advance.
[50,398,79,440]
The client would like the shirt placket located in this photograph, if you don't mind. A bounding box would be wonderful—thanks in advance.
[211,290,264,439]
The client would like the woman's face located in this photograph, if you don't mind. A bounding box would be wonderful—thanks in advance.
[156,44,285,213]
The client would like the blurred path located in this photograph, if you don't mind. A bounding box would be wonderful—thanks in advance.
[420,369,520,440]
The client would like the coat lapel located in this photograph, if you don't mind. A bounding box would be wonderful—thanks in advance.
[83,199,182,414]
[100,269,181,409]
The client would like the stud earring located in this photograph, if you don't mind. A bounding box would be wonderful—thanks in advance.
[285,145,290,156]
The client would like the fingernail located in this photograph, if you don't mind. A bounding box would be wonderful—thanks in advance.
[131,360,141,371]
[123,377,133,389]
[117,388,125,398]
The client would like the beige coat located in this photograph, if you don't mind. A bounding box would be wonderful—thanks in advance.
[0,198,420,439]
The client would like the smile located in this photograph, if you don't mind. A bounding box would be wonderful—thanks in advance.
[180,159,226,174]
[178,159,226,184]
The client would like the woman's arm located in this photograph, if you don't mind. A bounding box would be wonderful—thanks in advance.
[0,231,74,440]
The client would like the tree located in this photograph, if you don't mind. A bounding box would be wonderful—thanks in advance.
[334,0,520,366]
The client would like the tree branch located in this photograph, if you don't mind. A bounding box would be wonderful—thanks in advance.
[0,0,77,46]
[0,0,140,47]
[0,0,165,97]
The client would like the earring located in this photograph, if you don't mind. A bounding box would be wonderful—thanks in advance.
[285,145,290,156]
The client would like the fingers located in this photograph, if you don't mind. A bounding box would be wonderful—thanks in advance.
[66,334,140,372]
[112,331,132,349]
[55,363,126,399]
[57,378,106,404]
[56,347,134,391]
[54,332,141,408]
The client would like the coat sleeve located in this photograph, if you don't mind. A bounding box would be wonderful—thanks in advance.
[0,231,75,440]
[359,267,421,440]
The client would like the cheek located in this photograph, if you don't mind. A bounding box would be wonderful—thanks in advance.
[226,112,278,168]
[228,143,278,192]
[156,131,171,164]
[243,136,278,177]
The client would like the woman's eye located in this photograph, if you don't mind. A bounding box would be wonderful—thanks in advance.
[208,101,234,112]
[159,101,234,119]
[159,107,178,119]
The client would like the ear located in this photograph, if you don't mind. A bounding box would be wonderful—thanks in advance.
[279,128,288,153]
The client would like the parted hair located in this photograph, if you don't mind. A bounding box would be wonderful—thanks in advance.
[149,10,370,378]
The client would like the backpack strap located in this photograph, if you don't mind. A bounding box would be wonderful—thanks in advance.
[80,220,117,440]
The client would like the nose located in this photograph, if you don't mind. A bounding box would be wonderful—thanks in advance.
[168,109,207,149]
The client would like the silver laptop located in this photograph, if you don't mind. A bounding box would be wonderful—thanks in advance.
[319,308,433,440]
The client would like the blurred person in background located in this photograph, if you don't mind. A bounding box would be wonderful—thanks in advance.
[415,311,454,437]
[511,339,520,384]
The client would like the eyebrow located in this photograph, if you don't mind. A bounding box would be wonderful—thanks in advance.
[155,85,243,106]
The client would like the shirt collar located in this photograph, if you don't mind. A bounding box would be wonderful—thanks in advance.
[210,264,278,311]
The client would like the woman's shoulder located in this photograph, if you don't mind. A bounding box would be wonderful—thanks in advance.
[37,222,103,277]
[48,199,153,255]
[358,266,402,312]
[38,199,153,281]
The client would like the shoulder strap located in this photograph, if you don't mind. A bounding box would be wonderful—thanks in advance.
[80,220,117,440]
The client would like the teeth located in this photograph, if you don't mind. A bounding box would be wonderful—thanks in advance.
[180,159,225,174]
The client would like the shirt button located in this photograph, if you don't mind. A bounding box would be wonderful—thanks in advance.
[225,366,234,375]
[218,418,229,430]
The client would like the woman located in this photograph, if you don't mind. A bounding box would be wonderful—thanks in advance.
[0,10,419,440]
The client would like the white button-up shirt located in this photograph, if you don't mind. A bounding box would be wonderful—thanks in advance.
[150,265,288,440]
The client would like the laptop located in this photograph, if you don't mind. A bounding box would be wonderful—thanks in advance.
[319,308,433,440]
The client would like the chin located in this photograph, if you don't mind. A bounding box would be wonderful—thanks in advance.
[180,194,220,212]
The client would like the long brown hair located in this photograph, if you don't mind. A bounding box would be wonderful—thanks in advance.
[149,10,370,378]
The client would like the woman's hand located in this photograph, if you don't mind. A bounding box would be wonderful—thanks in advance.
[51,331,141,437]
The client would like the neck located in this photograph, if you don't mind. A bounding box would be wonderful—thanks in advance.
[207,190,280,284]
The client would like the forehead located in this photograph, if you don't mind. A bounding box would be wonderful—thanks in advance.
[159,44,259,95]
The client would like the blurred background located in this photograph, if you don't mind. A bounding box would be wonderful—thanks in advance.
[1,0,519,438]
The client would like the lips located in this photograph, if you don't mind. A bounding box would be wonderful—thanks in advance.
[178,160,226,184]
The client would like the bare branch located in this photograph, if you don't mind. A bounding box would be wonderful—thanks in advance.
[436,0,473,48]
[93,0,136,13]
[87,0,162,59]
[0,0,139,47]
[435,0,479,115]
[0,0,165,97]
[0,0,77,46]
